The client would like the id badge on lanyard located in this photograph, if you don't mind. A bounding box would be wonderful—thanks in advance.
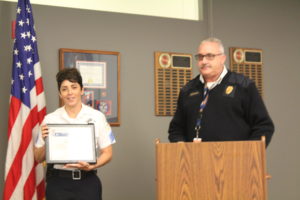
[194,85,209,142]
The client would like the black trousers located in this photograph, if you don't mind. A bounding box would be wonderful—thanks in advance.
[46,173,102,200]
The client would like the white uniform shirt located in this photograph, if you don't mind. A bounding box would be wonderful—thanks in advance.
[200,65,228,90]
[35,104,116,169]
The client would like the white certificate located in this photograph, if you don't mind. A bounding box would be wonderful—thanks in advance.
[76,61,106,88]
[46,124,96,164]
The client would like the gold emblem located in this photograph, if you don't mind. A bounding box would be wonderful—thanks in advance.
[226,86,234,95]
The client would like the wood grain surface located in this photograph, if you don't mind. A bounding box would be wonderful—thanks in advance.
[156,141,267,200]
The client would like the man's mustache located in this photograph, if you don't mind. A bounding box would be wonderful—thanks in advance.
[200,64,211,69]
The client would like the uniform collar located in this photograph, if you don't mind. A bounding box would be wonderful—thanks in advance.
[61,103,86,121]
[199,65,228,90]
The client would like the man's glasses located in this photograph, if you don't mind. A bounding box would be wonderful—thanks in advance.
[194,53,223,61]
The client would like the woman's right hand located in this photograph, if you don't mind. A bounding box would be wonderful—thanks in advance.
[41,124,49,141]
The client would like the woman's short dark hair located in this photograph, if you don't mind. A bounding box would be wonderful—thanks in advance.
[56,68,83,90]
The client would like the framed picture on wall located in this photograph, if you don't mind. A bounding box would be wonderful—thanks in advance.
[59,48,120,126]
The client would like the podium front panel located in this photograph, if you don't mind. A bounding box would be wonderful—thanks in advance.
[156,141,267,200]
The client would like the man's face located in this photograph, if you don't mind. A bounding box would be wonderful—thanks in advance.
[197,41,226,82]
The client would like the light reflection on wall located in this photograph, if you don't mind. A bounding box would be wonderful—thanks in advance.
[2,0,202,20]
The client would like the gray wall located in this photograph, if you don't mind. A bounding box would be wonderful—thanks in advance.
[212,0,300,199]
[0,0,299,199]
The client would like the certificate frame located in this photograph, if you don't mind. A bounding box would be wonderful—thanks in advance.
[59,48,120,126]
[46,124,97,164]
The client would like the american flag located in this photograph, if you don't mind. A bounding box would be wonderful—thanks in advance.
[3,0,46,199]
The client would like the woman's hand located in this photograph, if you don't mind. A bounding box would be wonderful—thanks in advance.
[41,124,49,141]
[63,161,93,171]
[62,146,113,171]
[34,124,48,163]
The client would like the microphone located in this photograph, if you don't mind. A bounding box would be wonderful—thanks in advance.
[87,118,95,124]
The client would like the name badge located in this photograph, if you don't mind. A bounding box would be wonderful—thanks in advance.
[189,91,200,97]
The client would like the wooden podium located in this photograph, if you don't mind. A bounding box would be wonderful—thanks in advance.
[156,138,270,200]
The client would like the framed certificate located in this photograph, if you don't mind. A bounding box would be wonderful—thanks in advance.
[46,124,97,164]
[59,48,120,126]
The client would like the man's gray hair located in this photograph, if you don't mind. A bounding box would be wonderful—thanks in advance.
[200,37,225,54]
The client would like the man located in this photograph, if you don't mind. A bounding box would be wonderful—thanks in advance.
[168,37,274,146]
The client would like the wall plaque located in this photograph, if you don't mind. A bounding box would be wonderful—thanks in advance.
[230,47,263,96]
[154,52,192,116]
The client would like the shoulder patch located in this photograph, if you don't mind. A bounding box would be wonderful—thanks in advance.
[109,131,116,143]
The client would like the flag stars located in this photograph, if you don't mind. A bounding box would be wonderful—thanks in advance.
[14,49,19,55]
[17,7,21,14]
[26,18,30,25]
[24,45,32,52]
[22,86,28,94]
[11,79,14,85]
[19,74,25,80]
[26,6,31,13]
[21,32,27,39]
[28,71,33,77]
[16,61,22,68]
[31,36,36,42]
[27,57,33,64]
[18,20,25,27]
[27,32,31,38]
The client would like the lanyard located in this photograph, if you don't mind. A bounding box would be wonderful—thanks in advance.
[195,85,209,139]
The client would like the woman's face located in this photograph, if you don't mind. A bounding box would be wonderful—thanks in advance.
[59,80,83,108]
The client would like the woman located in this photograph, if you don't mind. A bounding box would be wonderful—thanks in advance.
[34,68,115,200]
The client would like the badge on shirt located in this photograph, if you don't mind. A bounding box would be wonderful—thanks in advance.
[223,85,235,97]
[189,91,200,97]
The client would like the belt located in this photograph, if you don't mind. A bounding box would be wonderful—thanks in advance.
[47,168,97,180]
